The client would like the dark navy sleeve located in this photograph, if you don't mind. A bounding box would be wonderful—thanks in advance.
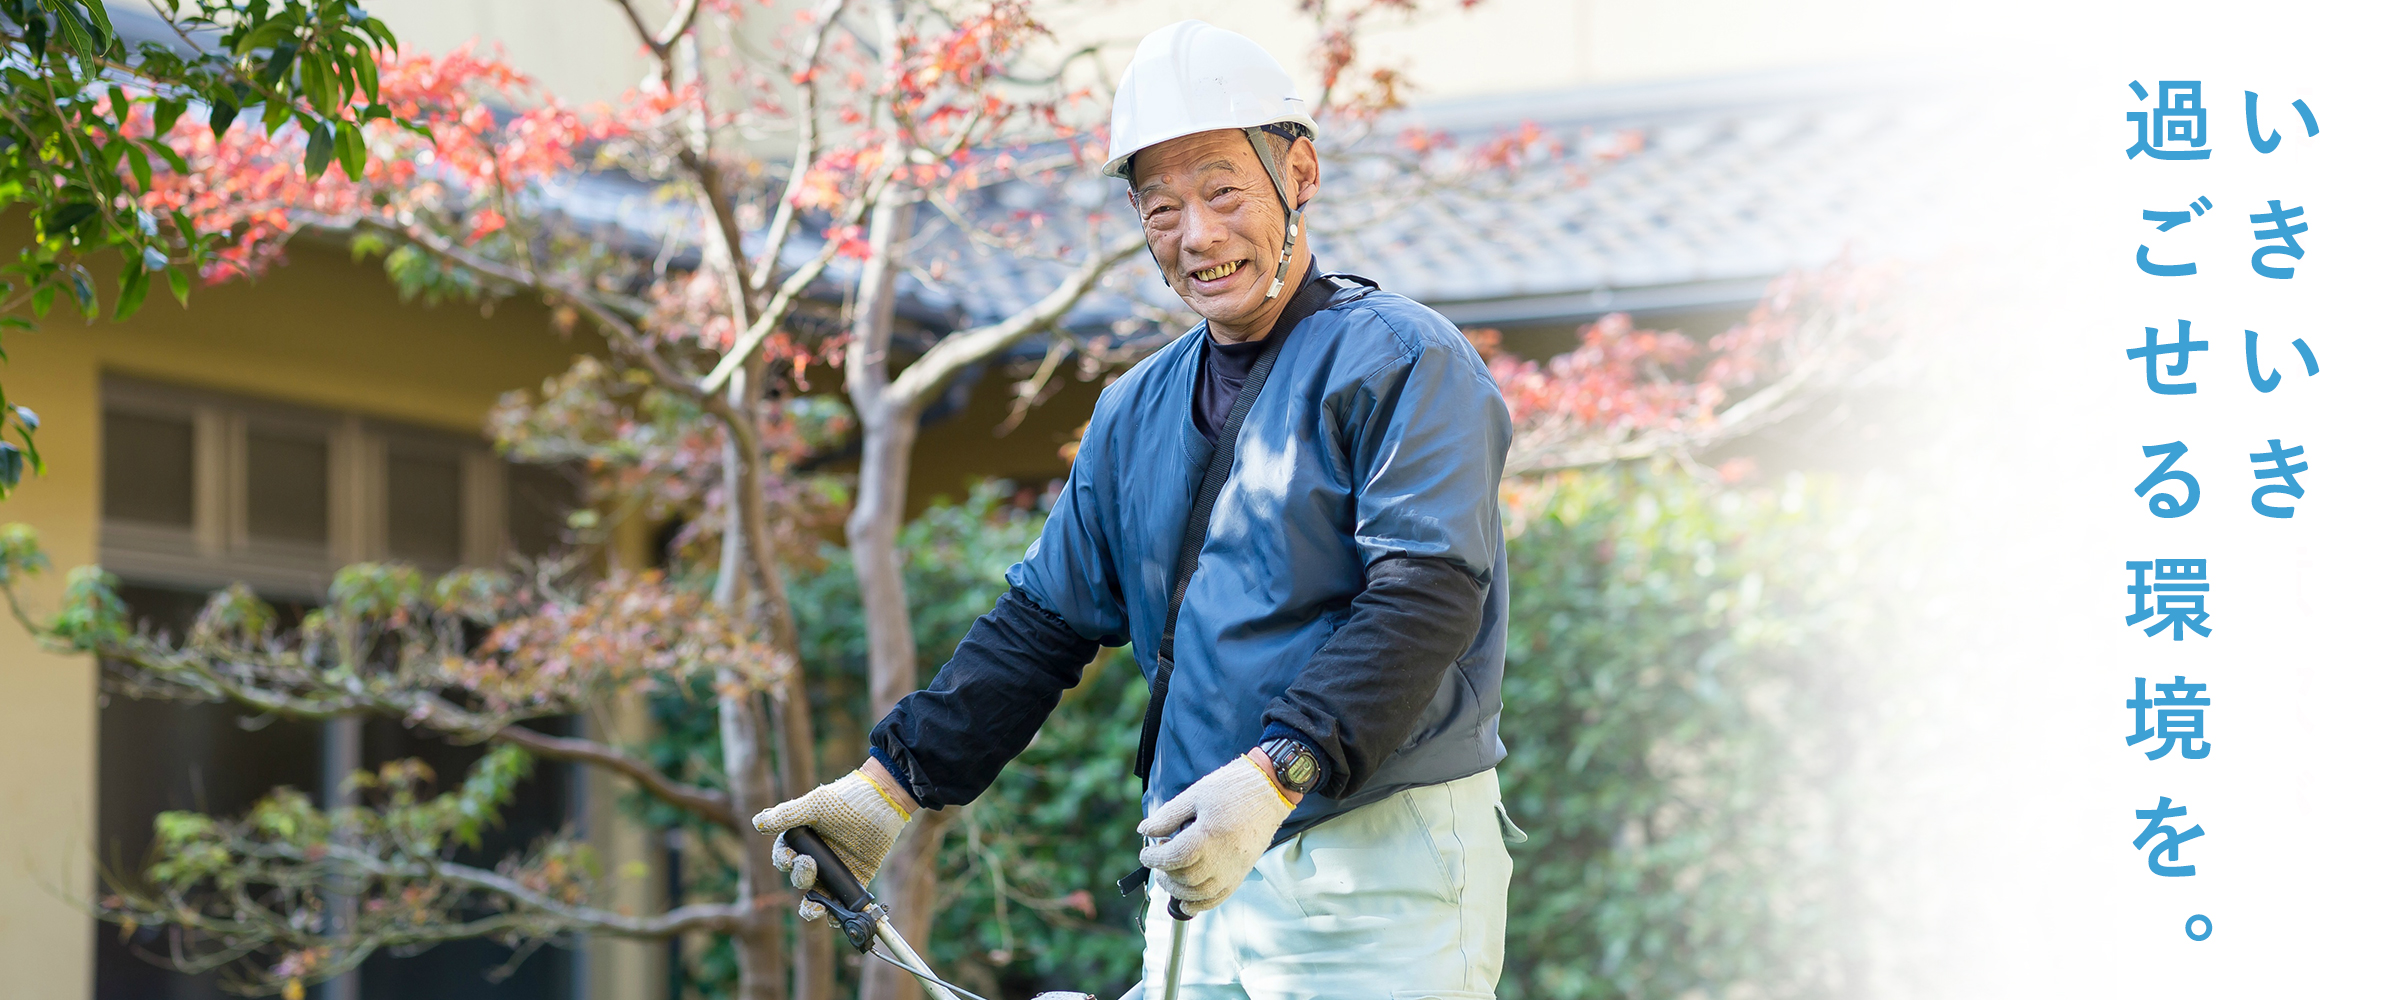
[1260,306,1511,799]
[1259,556,1487,799]
[869,586,1102,809]
[875,383,1137,808]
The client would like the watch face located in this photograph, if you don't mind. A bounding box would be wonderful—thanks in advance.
[1283,751,1318,790]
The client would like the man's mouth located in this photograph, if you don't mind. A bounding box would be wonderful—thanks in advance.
[1191,260,1245,283]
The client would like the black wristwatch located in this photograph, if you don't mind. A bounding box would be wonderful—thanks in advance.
[1259,737,1322,796]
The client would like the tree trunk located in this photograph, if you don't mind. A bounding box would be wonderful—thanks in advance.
[712,367,792,1000]
[845,184,935,1000]
[846,193,923,722]
[850,404,922,717]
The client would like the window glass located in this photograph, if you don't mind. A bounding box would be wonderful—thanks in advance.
[103,411,196,527]
[387,449,462,568]
[246,428,329,545]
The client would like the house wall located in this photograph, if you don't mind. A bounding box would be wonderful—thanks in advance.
[0,321,103,1000]
[0,230,671,1000]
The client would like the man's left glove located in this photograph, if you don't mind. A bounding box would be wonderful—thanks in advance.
[752,769,913,919]
[1136,753,1299,912]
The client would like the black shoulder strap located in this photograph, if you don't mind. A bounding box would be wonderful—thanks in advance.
[1132,273,1354,788]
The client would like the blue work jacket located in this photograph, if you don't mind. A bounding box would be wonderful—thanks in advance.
[1009,278,1513,837]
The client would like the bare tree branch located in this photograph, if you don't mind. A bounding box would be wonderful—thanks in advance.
[747,0,856,293]
[885,229,1149,411]
[493,725,736,827]
[355,216,709,401]
[611,0,703,60]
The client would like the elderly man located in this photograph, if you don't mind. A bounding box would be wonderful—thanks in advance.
[754,20,1518,998]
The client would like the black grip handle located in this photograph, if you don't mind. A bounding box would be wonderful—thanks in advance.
[780,826,871,912]
[1168,898,1193,921]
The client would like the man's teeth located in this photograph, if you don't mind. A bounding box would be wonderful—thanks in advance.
[1196,261,1240,281]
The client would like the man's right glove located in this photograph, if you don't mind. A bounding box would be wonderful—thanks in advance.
[752,769,913,919]
[1136,753,1299,912]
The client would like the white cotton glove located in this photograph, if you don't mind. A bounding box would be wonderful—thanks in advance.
[752,769,913,920]
[1136,753,1299,912]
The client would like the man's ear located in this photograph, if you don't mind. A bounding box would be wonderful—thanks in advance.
[1288,137,1322,209]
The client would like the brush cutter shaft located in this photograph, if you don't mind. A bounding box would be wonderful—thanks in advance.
[876,924,966,1000]
[1160,918,1188,1000]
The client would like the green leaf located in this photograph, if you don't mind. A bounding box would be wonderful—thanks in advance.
[113,261,148,321]
[46,0,100,57]
[153,98,186,135]
[0,443,21,492]
[263,41,299,90]
[335,120,364,179]
[142,137,188,173]
[356,49,380,104]
[208,98,238,138]
[124,142,151,191]
[13,422,40,475]
[67,266,96,319]
[304,120,333,177]
[40,202,98,235]
[165,265,189,306]
[106,85,128,124]
[0,523,50,580]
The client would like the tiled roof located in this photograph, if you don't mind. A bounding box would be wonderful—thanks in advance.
[536,62,1947,347]
[1313,63,1950,326]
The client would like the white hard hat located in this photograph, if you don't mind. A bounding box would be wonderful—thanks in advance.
[1102,20,1319,181]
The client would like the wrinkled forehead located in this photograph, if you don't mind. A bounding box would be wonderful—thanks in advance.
[1129,129,1267,198]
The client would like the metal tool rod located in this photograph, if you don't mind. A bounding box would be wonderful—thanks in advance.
[1160,917,1187,1000]
[876,920,965,1000]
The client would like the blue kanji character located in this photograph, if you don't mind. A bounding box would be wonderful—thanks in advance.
[2244,90,2321,154]
[2133,796,2205,877]
[2249,439,2308,517]
[2250,200,2308,278]
[2125,560,2156,626]
[2245,330,2320,392]
[2127,320,2207,394]
[2124,559,2211,639]
[2128,676,2212,759]
[2137,196,2212,276]
[2135,441,2200,518]
[2126,81,2211,160]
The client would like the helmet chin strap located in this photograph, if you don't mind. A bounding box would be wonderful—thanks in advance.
[1243,127,1300,301]
[1129,129,1304,300]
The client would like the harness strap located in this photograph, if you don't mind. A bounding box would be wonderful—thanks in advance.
[1133,271,1372,789]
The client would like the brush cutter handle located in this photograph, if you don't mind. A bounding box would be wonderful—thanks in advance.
[780,826,872,912]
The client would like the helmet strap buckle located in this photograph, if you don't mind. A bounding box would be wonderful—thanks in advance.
[1243,127,1301,301]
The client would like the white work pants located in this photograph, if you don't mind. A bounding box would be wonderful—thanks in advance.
[1139,768,1521,1000]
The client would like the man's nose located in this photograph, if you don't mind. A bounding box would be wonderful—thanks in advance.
[1178,203,1228,258]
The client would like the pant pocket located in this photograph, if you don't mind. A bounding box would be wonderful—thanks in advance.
[1494,801,1529,845]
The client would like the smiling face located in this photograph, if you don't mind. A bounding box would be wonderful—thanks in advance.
[1130,128,1320,343]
